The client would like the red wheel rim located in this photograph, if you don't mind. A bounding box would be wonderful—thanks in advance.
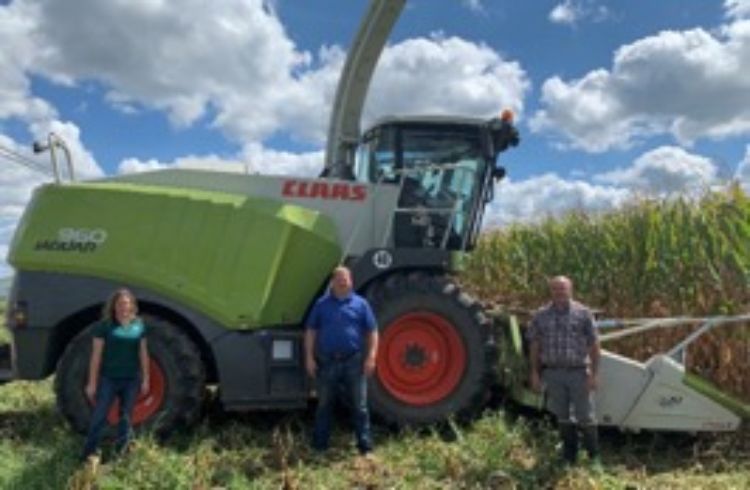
[377,312,466,406]
[99,358,166,426]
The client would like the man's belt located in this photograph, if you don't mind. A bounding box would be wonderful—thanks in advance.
[542,364,587,370]
[320,351,360,362]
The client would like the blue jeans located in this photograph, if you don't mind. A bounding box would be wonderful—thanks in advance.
[312,352,372,454]
[82,375,140,458]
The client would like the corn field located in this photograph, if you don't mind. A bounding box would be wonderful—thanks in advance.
[463,184,750,403]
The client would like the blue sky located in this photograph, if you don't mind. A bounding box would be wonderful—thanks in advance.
[1,0,750,274]
[5,1,740,176]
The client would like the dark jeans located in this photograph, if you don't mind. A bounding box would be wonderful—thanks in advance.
[312,352,372,454]
[82,375,140,458]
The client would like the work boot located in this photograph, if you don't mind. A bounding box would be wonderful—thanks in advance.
[581,425,601,470]
[559,423,578,465]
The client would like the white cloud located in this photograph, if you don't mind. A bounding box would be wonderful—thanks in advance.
[364,36,528,129]
[0,1,104,231]
[241,143,323,177]
[462,0,484,13]
[0,227,15,276]
[0,0,55,123]
[118,155,247,175]
[725,0,750,19]
[264,35,530,143]
[549,1,579,26]
[118,158,169,175]
[5,1,527,147]
[485,145,727,226]
[485,173,629,227]
[531,19,750,152]
[736,144,750,191]
[549,1,609,27]
[595,146,717,195]
[0,134,49,220]
[217,44,343,145]
[27,0,302,138]
[118,144,323,178]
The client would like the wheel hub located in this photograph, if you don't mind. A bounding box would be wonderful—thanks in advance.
[378,311,467,406]
[403,342,428,368]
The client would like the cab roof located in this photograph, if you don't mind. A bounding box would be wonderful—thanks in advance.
[366,114,487,131]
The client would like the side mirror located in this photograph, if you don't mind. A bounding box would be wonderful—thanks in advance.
[493,125,519,153]
[492,164,506,181]
[32,141,48,154]
[487,117,520,155]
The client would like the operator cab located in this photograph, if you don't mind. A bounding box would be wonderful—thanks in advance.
[353,114,518,251]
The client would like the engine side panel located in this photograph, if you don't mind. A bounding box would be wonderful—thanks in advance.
[109,169,401,255]
[8,182,341,329]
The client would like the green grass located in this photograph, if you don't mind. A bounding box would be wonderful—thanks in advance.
[0,378,747,489]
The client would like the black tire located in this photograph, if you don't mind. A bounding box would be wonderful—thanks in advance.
[365,271,495,427]
[55,315,206,435]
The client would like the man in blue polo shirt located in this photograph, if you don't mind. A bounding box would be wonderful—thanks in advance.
[304,266,379,455]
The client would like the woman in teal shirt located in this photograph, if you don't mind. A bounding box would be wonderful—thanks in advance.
[82,288,150,460]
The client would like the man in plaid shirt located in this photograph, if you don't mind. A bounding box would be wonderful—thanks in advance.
[528,276,601,466]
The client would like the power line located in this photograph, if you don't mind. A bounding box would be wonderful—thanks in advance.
[0,154,54,177]
[0,144,55,177]
[0,143,42,166]
[0,144,49,170]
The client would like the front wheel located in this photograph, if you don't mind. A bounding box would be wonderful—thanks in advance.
[55,315,206,435]
[365,272,494,426]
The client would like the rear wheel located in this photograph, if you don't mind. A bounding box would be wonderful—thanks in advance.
[55,315,206,435]
[366,272,494,426]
